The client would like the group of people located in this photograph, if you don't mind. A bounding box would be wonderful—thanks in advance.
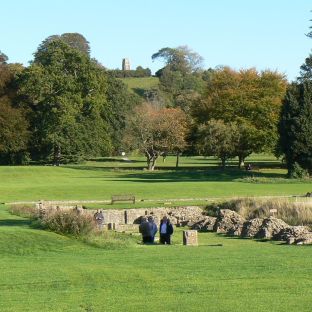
[139,216,174,244]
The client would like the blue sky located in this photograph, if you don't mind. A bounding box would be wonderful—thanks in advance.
[1,0,311,81]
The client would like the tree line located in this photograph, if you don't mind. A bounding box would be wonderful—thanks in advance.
[1,30,312,177]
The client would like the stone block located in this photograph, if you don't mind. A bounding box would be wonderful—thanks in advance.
[183,230,198,246]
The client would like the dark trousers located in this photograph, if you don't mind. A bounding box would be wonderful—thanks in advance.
[142,236,153,244]
[160,234,171,244]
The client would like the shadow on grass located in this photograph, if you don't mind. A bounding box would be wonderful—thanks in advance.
[0,219,30,227]
[63,158,287,182]
[110,169,286,183]
[87,157,145,164]
[215,233,288,245]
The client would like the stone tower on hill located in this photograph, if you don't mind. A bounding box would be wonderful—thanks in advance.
[122,58,130,71]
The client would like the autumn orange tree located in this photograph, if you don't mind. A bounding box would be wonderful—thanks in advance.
[192,67,287,167]
[124,103,188,170]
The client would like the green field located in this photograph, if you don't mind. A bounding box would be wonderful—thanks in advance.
[120,77,159,97]
[2,155,312,311]
[1,155,311,204]
[1,205,312,312]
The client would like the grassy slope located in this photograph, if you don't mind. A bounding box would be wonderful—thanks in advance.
[120,76,159,97]
[1,156,312,203]
[1,204,312,312]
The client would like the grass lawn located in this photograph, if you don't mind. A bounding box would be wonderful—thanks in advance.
[1,204,312,312]
[120,76,159,97]
[1,155,311,204]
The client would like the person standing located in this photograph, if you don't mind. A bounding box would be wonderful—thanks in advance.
[139,216,152,244]
[94,209,104,230]
[148,216,158,243]
[159,216,173,245]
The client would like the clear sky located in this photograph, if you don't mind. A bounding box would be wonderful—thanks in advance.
[1,0,311,81]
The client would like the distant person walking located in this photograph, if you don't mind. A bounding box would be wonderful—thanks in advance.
[148,216,158,243]
[159,216,174,245]
[139,216,152,244]
[94,209,104,230]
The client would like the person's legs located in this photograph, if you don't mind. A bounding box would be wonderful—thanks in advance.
[165,235,171,245]
[159,234,166,244]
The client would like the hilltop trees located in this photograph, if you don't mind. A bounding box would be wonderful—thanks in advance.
[152,46,205,111]
[0,51,8,64]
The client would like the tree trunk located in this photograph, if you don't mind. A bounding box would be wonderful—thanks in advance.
[176,152,180,169]
[221,157,226,169]
[146,154,157,171]
[238,155,245,169]
[53,145,61,166]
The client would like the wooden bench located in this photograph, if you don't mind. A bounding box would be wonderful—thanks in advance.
[111,195,135,204]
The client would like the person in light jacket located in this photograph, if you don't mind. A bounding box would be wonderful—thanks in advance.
[148,216,158,243]
[159,216,174,245]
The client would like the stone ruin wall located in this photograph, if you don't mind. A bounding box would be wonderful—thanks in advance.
[36,202,205,226]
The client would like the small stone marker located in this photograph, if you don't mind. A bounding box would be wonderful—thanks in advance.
[269,208,278,216]
[107,223,116,230]
[183,230,198,246]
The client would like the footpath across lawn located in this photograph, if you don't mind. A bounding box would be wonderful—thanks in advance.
[1,204,312,312]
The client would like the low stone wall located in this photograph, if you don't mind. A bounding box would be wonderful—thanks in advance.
[37,201,205,226]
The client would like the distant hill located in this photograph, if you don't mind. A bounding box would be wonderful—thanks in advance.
[120,77,159,98]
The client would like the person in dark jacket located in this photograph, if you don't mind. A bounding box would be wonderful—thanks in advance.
[159,216,174,244]
[147,216,158,243]
[139,216,152,244]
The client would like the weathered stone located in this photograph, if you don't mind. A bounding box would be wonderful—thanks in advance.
[183,230,198,246]
[295,233,312,245]
[107,223,116,230]
[191,216,217,232]
[255,217,289,239]
[276,226,310,241]
[37,203,205,228]
[241,218,263,238]
[213,209,246,236]
[114,224,139,232]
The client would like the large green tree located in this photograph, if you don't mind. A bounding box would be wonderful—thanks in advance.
[18,40,111,164]
[279,82,312,176]
[197,119,238,168]
[192,67,287,167]
[0,59,29,164]
[35,33,91,58]
[105,74,141,153]
[152,46,205,111]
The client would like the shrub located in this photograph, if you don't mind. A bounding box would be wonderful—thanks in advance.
[9,204,38,219]
[289,162,309,179]
[41,210,94,237]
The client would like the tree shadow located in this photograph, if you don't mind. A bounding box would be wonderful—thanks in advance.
[87,157,145,164]
[110,168,286,183]
[132,88,146,97]
[0,219,30,227]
